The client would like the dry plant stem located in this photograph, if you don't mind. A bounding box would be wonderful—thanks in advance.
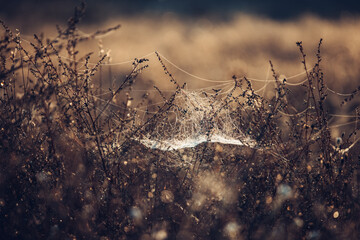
[297,41,321,140]
[93,60,137,123]
[268,62,290,156]
[298,41,334,178]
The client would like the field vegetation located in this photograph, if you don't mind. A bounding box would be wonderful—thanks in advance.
[1,2,359,239]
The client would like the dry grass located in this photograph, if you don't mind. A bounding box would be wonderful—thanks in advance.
[1,2,360,240]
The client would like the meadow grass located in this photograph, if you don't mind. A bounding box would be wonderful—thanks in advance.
[0,3,359,239]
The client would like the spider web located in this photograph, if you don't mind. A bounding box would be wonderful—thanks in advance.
[140,89,256,151]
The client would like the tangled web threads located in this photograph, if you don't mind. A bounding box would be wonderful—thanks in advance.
[141,89,255,151]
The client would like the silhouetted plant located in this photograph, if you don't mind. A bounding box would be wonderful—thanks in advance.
[0,2,359,240]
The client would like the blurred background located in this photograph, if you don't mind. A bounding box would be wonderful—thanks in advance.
[2,0,360,22]
[1,0,359,128]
